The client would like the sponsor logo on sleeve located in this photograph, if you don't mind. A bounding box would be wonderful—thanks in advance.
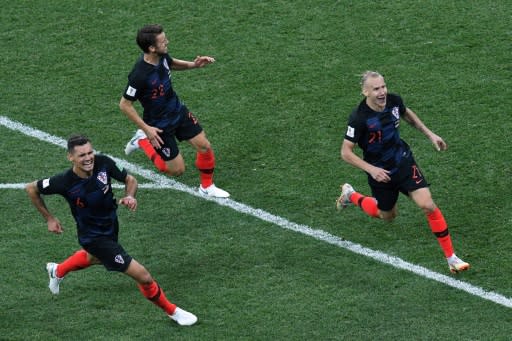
[126,86,137,97]
[42,178,50,188]
[346,126,355,138]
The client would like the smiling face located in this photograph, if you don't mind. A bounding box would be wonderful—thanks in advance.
[151,32,169,55]
[68,142,95,178]
[362,74,388,112]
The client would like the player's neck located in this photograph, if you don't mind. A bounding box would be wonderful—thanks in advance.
[143,53,159,66]
[72,166,92,179]
[365,99,386,112]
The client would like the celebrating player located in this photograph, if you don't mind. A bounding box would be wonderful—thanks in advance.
[337,71,470,273]
[26,134,197,326]
[119,24,229,198]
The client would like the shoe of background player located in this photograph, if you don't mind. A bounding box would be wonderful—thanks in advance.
[124,129,147,155]
[46,262,63,294]
[169,307,198,326]
[199,184,230,198]
[336,183,355,210]
[447,254,470,273]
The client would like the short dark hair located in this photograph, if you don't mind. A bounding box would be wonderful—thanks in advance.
[67,134,91,153]
[136,24,164,53]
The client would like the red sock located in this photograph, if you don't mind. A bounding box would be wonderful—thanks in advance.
[138,139,168,173]
[195,149,215,188]
[427,207,454,258]
[56,249,91,278]
[350,192,379,218]
[138,280,177,315]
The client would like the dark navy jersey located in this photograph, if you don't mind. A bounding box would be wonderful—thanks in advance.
[344,93,410,173]
[37,155,127,245]
[122,53,183,128]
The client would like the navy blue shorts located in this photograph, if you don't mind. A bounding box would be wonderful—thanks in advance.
[368,152,429,211]
[82,237,133,272]
[156,106,203,161]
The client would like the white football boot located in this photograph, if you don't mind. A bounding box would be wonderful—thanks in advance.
[169,307,198,326]
[199,184,230,198]
[447,254,470,273]
[124,129,147,155]
[336,183,355,210]
[46,262,63,294]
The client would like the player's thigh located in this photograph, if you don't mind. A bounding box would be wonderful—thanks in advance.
[83,237,132,273]
[157,130,180,161]
[187,131,210,152]
[164,153,186,175]
[409,187,436,212]
[370,181,400,212]
[176,111,206,149]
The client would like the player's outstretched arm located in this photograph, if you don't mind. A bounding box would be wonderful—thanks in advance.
[25,181,64,234]
[171,56,215,70]
[119,175,138,212]
[403,107,447,151]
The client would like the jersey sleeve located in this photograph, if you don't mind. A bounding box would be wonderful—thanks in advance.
[123,75,143,102]
[399,98,406,116]
[36,172,68,196]
[344,109,365,143]
[122,59,146,102]
[99,155,128,183]
[389,94,406,116]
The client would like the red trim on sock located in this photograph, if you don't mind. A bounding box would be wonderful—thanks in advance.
[56,249,91,278]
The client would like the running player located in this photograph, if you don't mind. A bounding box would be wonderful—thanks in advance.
[337,71,470,273]
[120,24,229,198]
[26,134,197,326]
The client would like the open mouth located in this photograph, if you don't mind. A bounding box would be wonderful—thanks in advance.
[82,159,94,169]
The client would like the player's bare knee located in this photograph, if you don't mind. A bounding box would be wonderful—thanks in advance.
[381,215,395,222]
[172,168,185,176]
[140,272,153,285]
[420,203,437,215]
[165,166,185,176]
[380,211,397,222]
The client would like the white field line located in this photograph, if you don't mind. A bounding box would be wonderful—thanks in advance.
[1,115,511,309]
[0,183,175,189]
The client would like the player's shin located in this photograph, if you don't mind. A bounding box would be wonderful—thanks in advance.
[195,148,215,188]
[427,207,454,257]
[138,280,177,315]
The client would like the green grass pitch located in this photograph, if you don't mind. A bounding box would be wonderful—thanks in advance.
[1,1,511,340]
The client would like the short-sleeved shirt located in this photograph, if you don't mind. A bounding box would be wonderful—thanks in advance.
[344,93,410,175]
[122,53,184,129]
[37,155,127,246]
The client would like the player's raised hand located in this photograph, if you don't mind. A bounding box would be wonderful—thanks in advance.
[193,55,215,68]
